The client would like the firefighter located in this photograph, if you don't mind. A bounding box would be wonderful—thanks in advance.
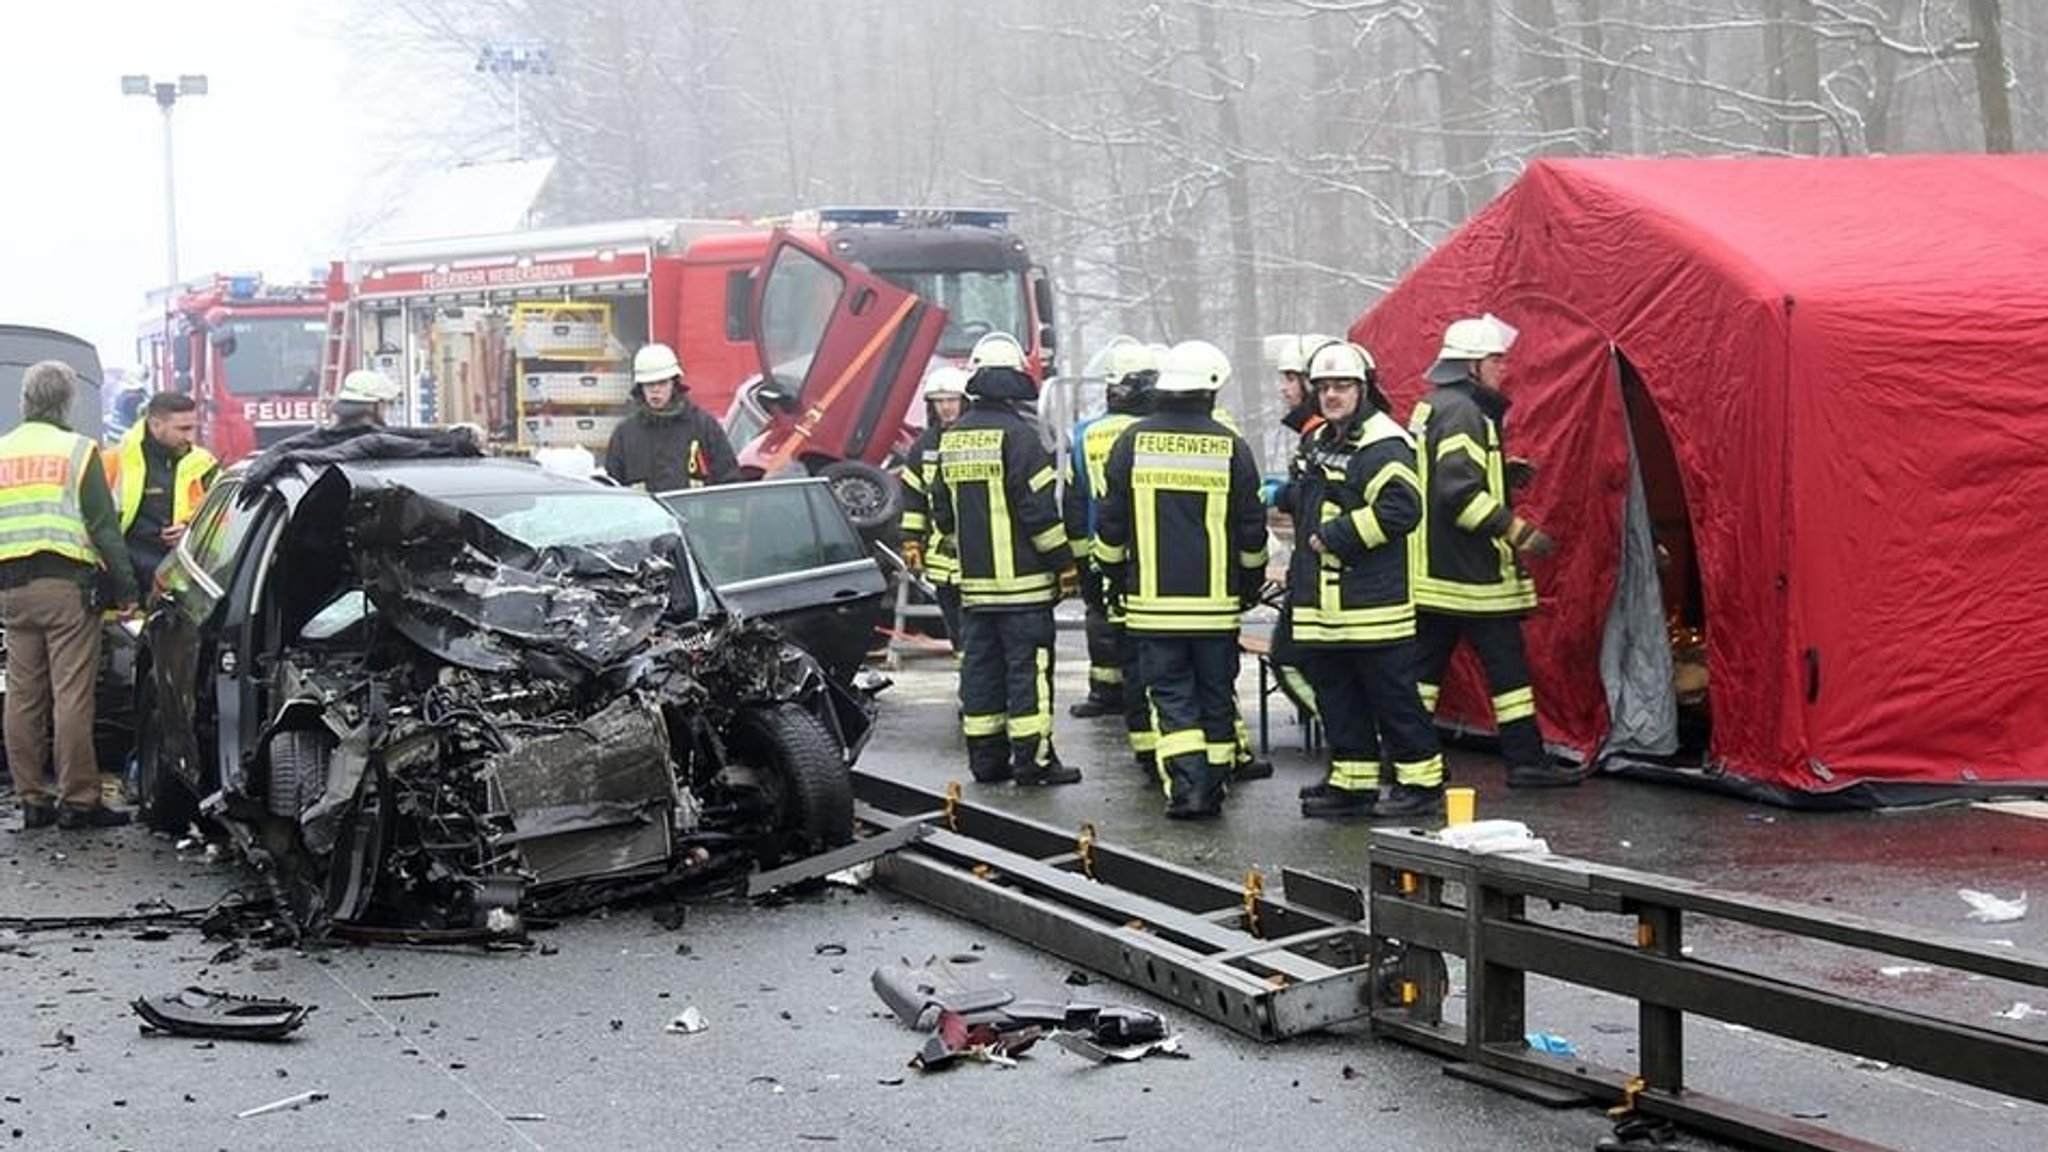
[604,343,738,491]
[930,333,1081,786]
[1410,316,1581,789]
[102,391,219,597]
[1266,334,1331,783]
[1283,342,1446,820]
[1063,338,1155,719]
[2,362,138,831]
[898,364,970,649]
[1097,340,1267,819]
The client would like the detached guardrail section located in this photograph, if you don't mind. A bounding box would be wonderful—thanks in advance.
[1366,827,2048,1152]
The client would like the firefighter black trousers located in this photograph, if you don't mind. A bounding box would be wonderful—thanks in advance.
[1079,574,1124,704]
[958,607,1057,780]
[1414,611,1543,771]
[1301,643,1443,791]
[1136,635,1238,807]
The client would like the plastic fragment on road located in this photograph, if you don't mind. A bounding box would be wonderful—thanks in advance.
[134,987,313,1041]
[665,1006,709,1034]
[1525,1032,1577,1057]
[235,1090,328,1119]
[1958,888,2027,923]
[1437,819,1551,856]
[1995,1002,2048,1021]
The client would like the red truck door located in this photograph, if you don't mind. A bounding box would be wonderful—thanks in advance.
[741,230,946,532]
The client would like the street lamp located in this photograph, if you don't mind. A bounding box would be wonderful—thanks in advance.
[122,72,208,292]
[475,42,554,159]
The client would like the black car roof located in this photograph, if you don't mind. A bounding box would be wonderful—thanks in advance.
[326,456,624,499]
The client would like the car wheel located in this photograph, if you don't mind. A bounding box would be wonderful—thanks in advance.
[266,728,333,821]
[731,703,853,857]
[817,459,904,536]
[134,680,198,835]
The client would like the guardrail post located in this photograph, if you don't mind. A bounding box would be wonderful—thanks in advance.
[1469,872,1526,1053]
[1635,902,1685,1091]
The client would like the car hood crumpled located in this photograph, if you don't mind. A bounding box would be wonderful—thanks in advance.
[346,484,685,679]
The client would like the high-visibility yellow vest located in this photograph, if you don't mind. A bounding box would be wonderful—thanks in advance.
[0,423,101,566]
[103,424,217,532]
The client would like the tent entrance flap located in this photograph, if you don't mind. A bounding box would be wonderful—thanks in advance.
[1599,353,1684,760]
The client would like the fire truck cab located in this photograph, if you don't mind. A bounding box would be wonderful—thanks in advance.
[138,275,329,464]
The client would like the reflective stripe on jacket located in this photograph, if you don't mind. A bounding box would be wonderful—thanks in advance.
[1061,411,1138,562]
[0,423,100,566]
[899,424,958,585]
[1097,408,1267,634]
[1286,410,1421,645]
[1409,381,1535,615]
[932,408,1071,608]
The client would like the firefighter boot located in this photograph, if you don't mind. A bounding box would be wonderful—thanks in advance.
[1069,691,1123,719]
[1014,742,1082,787]
[966,735,1013,784]
[1369,783,1446,822]
[1300,785,1377,819]
[1506,757,1587,789]
[1163,757,1225,821]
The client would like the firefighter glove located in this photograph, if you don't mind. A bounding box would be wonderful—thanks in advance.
[1507,516,1556,558]
[900,538,925,572]
[1506,457,1537,491]
[1057,565,1081,602]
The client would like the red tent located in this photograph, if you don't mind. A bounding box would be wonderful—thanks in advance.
[1354,155,2048,805]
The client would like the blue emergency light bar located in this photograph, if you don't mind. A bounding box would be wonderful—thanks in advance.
[226,275,261,299]
[815,207,1012,230]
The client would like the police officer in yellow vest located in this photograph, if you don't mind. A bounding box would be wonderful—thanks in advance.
[102,390,218,597]
[931,333,1081,787]
[1,362,139,831]
[898,364,970,648]
[1097,340,1267,820]
[1283,341,1446,820]
[1410,317,1582,789]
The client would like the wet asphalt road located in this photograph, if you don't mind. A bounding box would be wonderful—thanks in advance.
[2,630,2045,1151]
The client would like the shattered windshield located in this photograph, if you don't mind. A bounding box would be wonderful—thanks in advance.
[453,490,684,548]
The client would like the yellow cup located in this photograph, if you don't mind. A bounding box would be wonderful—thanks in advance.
[1444,786,1477,827]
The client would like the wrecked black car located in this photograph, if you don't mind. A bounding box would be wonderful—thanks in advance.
[134,452,871,939]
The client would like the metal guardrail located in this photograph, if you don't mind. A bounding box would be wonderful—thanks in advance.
[1366,827,2048,1152]
[852,770,1382,1040]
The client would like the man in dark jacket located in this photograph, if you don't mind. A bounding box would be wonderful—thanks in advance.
[931,333,1080,787]
[604,343,738,491]
[1283,342,1445,820]
[1097,340,1267,819]
[1410,316,1581,789]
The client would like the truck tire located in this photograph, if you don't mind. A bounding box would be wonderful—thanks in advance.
[134,681,198,835]
[818,459,904,537]
[266,729,333,821]
[731,703,853,858]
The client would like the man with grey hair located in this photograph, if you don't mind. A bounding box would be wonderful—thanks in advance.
[0,361,138,830]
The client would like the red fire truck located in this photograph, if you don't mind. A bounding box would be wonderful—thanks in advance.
[323,208,1055,527]
[138,275,330,464]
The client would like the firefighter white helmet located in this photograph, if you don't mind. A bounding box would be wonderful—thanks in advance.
[967,332,1027,372]
[1156,340,1231,394]
[336,369,401,404]
[1275,333,1335,376]
[1426,316,1515,383]
[1103,341,1158,387]
[1438,317,1512,360]
[921,363,970,399]
[633,343,684,385]
[1307,341,1376,382]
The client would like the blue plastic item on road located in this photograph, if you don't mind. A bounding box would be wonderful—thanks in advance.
[1525,1031,1578,1057]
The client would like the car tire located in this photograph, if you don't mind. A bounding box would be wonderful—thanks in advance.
[817,459,904,537]
[266,728,333,821]
[134,680,198,835]
[732,703,853,856]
